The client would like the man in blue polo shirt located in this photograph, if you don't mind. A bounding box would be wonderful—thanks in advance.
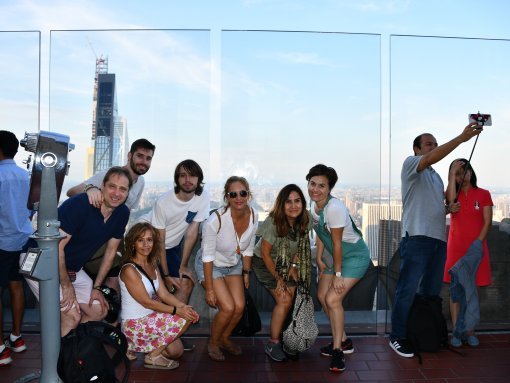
[25,166,131,336]
[0,131,32,366]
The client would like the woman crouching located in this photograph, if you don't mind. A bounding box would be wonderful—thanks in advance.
[120,222,199,370]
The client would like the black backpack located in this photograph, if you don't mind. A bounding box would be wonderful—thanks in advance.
[406,295,448,359]
[57,321,130,383]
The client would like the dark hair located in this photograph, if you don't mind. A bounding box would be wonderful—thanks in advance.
[413,133,433,153]
[123,222,161,267]
[129,138,155,154]
[449,158,478,190]
[0,130,20,159]
[222,176,251,212]
[270,184,309,237]
[173,159,204,195]
[305,164,338,189]
[102,166,133,189]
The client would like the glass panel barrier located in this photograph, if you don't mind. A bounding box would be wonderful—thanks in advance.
[389,35,510,332]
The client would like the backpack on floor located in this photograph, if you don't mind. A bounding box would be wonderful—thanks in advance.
[406,295,448,355]
[57,321,130,383]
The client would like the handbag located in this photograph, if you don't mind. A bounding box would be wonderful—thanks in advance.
[282,289,318,352]
[232,288,261,336]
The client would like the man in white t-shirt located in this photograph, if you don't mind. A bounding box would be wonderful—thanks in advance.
[66,138,155,291]
[140,159,210,306]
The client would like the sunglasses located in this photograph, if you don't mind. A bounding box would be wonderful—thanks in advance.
[227,190,249,199]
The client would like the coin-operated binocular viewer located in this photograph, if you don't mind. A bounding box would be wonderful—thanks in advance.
[19,131,74,383]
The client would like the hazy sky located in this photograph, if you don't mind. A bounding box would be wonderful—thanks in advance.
[1,0,509,192]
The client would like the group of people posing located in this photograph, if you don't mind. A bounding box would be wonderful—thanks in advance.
[0,121,492,374]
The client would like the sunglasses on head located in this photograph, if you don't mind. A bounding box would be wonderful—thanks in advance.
[227,190,248,199]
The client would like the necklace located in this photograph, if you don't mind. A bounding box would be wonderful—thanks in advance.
[235,232,241,255]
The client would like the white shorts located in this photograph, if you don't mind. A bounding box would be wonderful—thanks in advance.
[23,263,99,307]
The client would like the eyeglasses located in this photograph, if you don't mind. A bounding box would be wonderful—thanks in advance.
[227,190,248,199]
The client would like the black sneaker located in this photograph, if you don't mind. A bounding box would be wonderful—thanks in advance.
[265,341,286,362]
[329,348,345,372]
[320,338,354,356]
[389,338,414,358]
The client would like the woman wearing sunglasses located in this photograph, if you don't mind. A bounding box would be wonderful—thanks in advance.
[195,176,258,361]
[252,184,312,362]
[306,164,370,373]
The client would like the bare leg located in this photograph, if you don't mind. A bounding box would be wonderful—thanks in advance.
[9,281,25,336]
[325,277,360,349]
[268,286,296,340]
[174,278,194,304]
[219,276,245,346]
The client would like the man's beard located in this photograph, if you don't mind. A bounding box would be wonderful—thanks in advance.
[130,157,148,176]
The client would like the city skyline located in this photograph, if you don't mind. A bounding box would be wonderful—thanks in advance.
[1,1,509,192]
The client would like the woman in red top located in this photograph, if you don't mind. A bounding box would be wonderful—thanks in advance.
[444,159,493,347]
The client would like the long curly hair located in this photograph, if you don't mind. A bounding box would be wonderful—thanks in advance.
[122,222,161,267]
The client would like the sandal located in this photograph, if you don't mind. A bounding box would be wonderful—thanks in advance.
[207,344,225,362]
[220,342,243,356]
[144,353,180,370]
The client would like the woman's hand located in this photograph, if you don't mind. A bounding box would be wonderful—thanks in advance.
[243,272,250,289]
[205,289,217,308]
[275,275,289,297]
[176,304,200,323]
[332,276,346,295]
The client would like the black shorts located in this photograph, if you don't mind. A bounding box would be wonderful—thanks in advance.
[0,249,23,287]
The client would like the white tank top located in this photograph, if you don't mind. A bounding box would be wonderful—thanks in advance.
[119,263,160,320]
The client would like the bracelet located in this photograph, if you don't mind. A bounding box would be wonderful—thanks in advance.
[163,274,170,278]
[93,286,103,291]
[172,306,177,315]
[242,269,251,275]
[291,263,298,269]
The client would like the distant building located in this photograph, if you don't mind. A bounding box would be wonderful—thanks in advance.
[361,202,402,264]
[93,72,117,172]
[86,56,128,175]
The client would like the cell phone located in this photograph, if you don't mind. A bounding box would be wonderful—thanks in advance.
[469,113,492,127]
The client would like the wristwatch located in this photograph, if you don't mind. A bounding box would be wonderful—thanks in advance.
[84,183,99,192]
[335,271,342,278]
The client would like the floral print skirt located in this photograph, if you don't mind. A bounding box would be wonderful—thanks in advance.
[122,311,186,353]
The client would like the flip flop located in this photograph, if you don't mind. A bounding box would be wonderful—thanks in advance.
[144,354,179,370]
[207,344,225,362]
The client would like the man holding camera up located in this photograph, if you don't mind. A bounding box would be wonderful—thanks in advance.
[389,122,482,358]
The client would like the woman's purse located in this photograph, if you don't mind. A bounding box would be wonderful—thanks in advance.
[232,289,261,336]
[282,289,318,352]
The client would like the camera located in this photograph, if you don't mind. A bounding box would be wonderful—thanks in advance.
[469,113,492,127]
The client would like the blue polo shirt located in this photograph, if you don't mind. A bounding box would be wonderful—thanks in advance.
[0,159,32,251]
[59,193,129,272]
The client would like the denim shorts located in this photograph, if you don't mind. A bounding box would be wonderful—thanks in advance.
[194,252,242,283]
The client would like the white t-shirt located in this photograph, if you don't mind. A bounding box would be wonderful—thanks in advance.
[86,169,145,210]
[140,190,210,248]
[310,197,360,243]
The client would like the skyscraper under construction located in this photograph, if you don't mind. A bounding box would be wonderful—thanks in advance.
[85,56,128,178]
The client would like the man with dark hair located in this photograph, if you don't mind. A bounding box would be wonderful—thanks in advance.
[25,167,131,336]
[140,159,210,349]
[66,139,155,290]
[389,123,482,358]
[0,131,32,365]
[67,138,155,210]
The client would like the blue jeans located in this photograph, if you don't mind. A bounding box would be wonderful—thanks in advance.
[390,234,446,340]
